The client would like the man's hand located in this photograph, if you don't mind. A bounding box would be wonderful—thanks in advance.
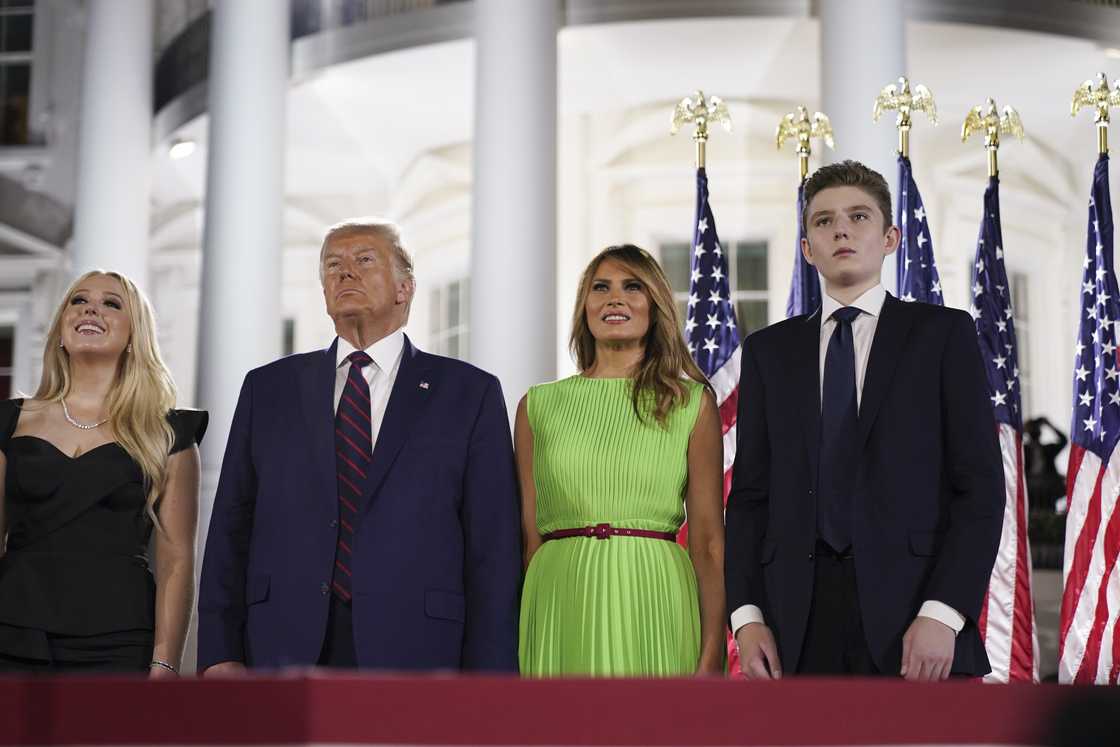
[901,616,955,682]
[735,623,782,680]
[204,661,248,677]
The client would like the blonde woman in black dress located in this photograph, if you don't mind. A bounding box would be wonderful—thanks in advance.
[0,271,206,674]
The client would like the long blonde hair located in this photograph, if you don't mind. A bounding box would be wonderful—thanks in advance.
[37,271,177,522]
[569,244,709,426]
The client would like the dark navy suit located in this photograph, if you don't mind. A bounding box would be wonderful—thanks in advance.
[725,295,1004,676]
[198,335,521,671]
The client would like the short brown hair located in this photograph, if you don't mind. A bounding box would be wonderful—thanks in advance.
[802,160,892,235]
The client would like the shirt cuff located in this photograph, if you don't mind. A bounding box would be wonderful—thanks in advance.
[730,604,766,636]
[918,600,965,634]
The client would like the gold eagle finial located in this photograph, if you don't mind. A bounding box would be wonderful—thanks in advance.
[873,76,937,157]
[671,91,732,139]
[1071,73,1120,154]
[962,98,1024,177]
[961,98,1024,146]
[670,91,732,168]
[776,106,835,180]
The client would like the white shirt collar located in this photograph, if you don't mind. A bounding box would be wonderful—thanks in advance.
[821,283,887,322]
[335,329,405,373]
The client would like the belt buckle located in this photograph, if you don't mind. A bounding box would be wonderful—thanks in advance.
[591,523,611,540]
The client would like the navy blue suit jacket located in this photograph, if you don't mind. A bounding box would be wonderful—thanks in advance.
[198,335,521,672]
[725,295,1005,676]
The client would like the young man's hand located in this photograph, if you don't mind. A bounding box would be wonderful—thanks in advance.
[900,616,955,681]
[735,623,782,680]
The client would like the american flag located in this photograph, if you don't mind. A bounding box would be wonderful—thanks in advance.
[970,175,1040,683]
[896,155,943,304]
[1059,153,1120,684]
[786,181,821,318]
[681,167,741,672]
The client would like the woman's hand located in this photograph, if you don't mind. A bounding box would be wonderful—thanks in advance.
[695,652,726,676]
[148,662,179,679]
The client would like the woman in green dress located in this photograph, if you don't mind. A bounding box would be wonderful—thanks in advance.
[516,244,726,676]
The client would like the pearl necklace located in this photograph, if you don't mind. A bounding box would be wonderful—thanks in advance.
[61,399,109,430]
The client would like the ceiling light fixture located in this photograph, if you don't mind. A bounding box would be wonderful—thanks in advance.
[169,138,196,159]
[1106,47,1120,60]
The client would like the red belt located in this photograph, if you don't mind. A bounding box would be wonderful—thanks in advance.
[541,523,677,542]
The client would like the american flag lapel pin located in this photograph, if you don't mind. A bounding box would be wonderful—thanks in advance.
[419,380,430,390]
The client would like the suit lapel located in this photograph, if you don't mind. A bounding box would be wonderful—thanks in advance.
[299,339,339,509]
[857,294,914,448]
[794,308,823,482]
[363,335,434,506]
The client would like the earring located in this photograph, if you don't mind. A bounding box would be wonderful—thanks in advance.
[127,343,133,353]
[59,340,64,349]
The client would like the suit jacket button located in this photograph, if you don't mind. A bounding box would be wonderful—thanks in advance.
[320,582,329,595]
[329,519,338,528]
[808,553,815,561]
[808,489,814,495]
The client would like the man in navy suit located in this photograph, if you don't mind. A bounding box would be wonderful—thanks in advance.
[198,219,521,673]
[725,161,1004,680]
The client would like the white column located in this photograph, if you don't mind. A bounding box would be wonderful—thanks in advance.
[192,0,289,668]
[70,0,153,287]
[819,0,905,290]
[11,294,34,397]
[470,0,558,414]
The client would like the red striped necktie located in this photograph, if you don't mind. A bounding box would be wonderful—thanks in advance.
[332,350,373,602]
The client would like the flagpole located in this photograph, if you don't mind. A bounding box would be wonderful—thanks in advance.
[777,106,831,318]
[1072,72,1120,156]
[776,105,835,183]
[961,98,1026,179]
[1060,73,1120,684]
[670,90,732,170]
[963,98,1037,683]
[876,76,942,304]
[873,76,938,158]
[669,89,740,676]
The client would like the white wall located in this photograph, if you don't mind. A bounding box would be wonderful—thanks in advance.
[3,10,1108,459]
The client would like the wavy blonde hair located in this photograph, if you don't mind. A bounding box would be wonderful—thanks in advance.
[36,271,177,523]
[569,244,709,427]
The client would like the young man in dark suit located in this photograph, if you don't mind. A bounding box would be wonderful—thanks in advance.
[725,160,1004,680]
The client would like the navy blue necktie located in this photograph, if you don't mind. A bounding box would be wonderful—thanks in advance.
[818,306,861,553]
[332,350,373,602]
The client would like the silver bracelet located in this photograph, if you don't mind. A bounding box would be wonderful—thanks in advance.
[150,659,178,674]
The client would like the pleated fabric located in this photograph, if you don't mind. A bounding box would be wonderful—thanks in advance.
[519,376,703,677]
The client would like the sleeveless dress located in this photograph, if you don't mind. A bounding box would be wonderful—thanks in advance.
[519,376,704,676]
[0,398,207,671]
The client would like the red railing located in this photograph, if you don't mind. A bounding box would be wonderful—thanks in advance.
[0,675,1105,746]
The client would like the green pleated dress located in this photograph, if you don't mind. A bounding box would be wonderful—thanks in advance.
[519,375,704,677]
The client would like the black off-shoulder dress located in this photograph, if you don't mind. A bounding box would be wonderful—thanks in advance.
[0,398,206,672]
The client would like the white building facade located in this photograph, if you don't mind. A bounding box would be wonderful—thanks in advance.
[1,0,1117,673]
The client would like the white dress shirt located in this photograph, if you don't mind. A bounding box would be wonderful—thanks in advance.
[730,284,966,639]
[334,330,405,449]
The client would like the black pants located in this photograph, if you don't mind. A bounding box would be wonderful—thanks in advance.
[317,595,357,668]
[796,542,879,676]
[0,625,152,674]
